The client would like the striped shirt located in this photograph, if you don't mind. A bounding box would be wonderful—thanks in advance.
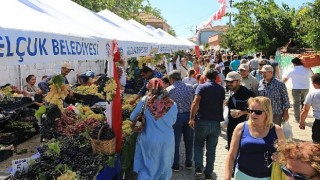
[257,78,290,115]
[167,81,195,113]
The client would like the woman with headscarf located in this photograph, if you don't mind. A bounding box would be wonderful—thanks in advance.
[130,78,178,180]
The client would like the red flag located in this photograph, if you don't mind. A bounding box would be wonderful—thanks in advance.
[195,46,200,59]
[111,39,122,152]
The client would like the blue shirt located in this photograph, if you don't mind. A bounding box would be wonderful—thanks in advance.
[257,78,290,115]
[230,59,240,71]
[237,122,277,178]
[195,80,225,121]
[167,81,195,113]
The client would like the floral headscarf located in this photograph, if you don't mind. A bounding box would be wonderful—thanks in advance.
[146,78,174,119]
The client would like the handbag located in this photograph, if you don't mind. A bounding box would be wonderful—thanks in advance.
[271,162,286,180]
[131,97,148,133]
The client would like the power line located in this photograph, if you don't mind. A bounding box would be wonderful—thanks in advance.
[171,12,214,28]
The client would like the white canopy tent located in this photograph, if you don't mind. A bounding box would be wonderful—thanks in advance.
[97,9,173,53]
[176,36,197,48]
[25,0,158,58]
[0,0,110,65]
[128,19,175,54]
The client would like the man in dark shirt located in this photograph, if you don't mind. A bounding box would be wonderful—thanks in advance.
[189,69,225,179]
[129,66,161,105]
[225,71,255,149]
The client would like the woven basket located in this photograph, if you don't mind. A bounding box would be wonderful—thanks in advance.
[91,125,116,155]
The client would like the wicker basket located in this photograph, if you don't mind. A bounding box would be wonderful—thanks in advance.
[91,125,116,155]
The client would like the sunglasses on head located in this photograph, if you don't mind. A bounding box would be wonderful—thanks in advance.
[247,109,264,115]
[281,165,315,180]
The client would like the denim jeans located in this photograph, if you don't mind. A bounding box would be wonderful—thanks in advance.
[173,112,194,168]
[292,89,309,121]
[194,120,221,176]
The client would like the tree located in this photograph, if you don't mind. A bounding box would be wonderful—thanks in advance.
[297,0,320,51]
[168,28,176,37]
[220,0,297,55]
[72,0,163,21]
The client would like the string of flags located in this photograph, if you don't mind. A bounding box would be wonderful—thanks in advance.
[197,0,227,30]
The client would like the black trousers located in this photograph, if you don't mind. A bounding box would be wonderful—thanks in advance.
[227,118,246,149]
[312,120,320,143]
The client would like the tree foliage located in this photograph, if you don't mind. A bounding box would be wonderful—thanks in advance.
[298,0,320,51]
[72,0,163,21]
[221,0,298,55]
[221,0,320,54]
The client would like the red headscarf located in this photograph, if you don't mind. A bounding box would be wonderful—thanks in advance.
[146,78,174,119]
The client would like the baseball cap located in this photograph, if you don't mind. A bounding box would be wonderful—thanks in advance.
[225,71,241,81]
[260,65,274,72]
[61,62,74,71]
[239,64,249,71]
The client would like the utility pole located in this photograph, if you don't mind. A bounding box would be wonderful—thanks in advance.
[229,0,234,28]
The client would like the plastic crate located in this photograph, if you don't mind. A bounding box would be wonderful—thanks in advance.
[300,55,320,68]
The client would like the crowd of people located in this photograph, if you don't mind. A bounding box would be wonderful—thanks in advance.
[19,51,320,180]
[129,51,320,180]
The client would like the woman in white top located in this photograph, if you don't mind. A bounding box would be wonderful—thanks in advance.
[182,69,197,86]
[178,57,191,78]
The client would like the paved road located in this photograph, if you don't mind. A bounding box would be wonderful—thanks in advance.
[172,91,313,180]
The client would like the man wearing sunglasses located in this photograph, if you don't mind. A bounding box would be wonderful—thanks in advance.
[257,65,290,126]
[224,71,255,150]
[276,141,320,180]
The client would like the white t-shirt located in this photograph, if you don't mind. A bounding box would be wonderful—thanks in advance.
[304,89,320,119]
[182,77,197,86]
[178,65,191,78]
[284,66,313,89]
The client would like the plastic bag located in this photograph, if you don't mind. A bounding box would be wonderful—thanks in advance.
[282,121,293,141]
[221,106,229,128]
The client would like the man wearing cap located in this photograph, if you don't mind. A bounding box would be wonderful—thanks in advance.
[189,69,225,179]
[238,64,259,94]
[38,62,74,94]
[283,57,313,122]
[250,59,268,82]
[257,65,290,125]
[225,71,255,149]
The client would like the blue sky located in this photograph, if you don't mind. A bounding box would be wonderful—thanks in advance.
[148,0,314,38]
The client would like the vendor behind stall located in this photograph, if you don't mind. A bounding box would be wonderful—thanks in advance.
[23,74,43,109]
[38,62,74,94]
[76,70,95,87]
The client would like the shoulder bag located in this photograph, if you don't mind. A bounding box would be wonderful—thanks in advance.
[131,97,148,133]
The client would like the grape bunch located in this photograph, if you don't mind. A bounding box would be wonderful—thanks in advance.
[45,83,69,111]
[96,74,110,93]
[57,110,100,137]
[41,105,61,139]
[90,122,115,140]
[15,134,115,180]
[122,109,131,119]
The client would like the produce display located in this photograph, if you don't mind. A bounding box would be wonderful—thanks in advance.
[14,134,117,179]
[72,85,104,99]
[104,78,117,102]
[44,75,69,110]
[122,95,138,119]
